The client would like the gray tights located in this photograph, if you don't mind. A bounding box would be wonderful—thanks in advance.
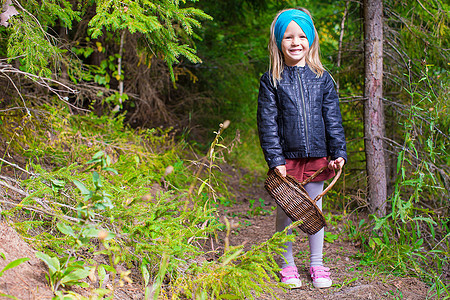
[275,181,325,268]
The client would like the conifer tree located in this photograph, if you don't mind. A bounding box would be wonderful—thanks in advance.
[0,0,211,97]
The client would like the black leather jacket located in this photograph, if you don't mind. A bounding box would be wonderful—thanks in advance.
[257,65,347,169]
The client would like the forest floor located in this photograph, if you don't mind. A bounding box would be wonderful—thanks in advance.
[0,164,432,300]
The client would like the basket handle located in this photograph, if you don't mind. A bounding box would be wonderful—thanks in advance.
[312,167,342,203]
[300,166,328,185]
[269,165,342,204]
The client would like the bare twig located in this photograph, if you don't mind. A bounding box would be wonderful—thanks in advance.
[382,97,450,140]
[339,95,366,103]
[0,62,89,112]
[0,179,52,210]
[1,71,30,116]
[0,175,108,221]
[0,106,30,113]
[0,157,34,176]
[336,0,349,94]
[415,0,434,17]
[0,198,81,222]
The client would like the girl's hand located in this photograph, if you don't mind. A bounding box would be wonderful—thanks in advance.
[328,157,345,170]
[275,165,287,177]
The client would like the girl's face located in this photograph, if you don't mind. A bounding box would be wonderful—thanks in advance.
[281,21,310,67]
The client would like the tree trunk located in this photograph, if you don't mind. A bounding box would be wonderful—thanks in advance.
[363,0,387,217]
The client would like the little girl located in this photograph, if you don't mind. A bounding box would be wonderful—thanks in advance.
[257,8,347,289]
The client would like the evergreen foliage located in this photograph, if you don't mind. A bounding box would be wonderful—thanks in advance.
[88,0,211,80]
[2,0,210,80]
[5,0,79,77]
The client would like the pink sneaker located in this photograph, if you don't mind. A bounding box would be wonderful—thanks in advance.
[310,266,332,288]
[280,266,302,288]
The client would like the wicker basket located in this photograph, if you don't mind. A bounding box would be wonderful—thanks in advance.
[264,166,342,235]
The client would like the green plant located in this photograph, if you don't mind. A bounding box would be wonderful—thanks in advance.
[345,218,370,246]
[188,120,234,204]
[32,150,130,297]
[1,109,212,296]
[72,150,118,219]
[324,212,343,227]
[142,253,169,299]
[334,276,358,290]
[4,0,211,80]
[0,253,29,277]
[35,251,90,293]
[384,288,404,300]
[295,249,310,265]
[217,196,234,207]
[247,198,274,217]
[172,221,300,299]
[353,67,449,298]
[0,254,28,299]
[324,231,339,243]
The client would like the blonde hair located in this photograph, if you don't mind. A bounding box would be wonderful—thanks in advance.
[269,8,324,86]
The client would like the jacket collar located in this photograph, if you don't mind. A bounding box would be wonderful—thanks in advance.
[284,64,309,73]
[281,64,310,82]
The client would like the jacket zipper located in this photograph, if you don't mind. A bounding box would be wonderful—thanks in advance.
[297,70,310,155]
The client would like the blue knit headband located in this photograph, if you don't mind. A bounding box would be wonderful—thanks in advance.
[274,10,315,50]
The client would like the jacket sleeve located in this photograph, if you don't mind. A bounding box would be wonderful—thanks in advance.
[257,72,286,169]
[322,72,348,162]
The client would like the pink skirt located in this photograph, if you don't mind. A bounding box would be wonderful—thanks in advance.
[285,157,335,182]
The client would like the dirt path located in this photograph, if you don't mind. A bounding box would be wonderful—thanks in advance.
[215,165,430,299]
[215,192,430,299]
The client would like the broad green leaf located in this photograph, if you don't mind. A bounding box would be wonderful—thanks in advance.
[98,264,107,286]
[358,219,365,227]
[56,222,75,237]
[368,238,376,250]
[35,252,60,273]
[411,216,437,225]
[92,171,101,188]
[51,179,66,188]
[0,258,30,276]
[91,288,112,297]
[141,264,150,286]
[197,179,208,195]
[103,167,118,174]
[77,281,89,288]
[60,268,90,284]
[91,151,105,160]
[101,264,116,273]
[81,227,99,238]
[372,237,382,246]
[72,179,90,195]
